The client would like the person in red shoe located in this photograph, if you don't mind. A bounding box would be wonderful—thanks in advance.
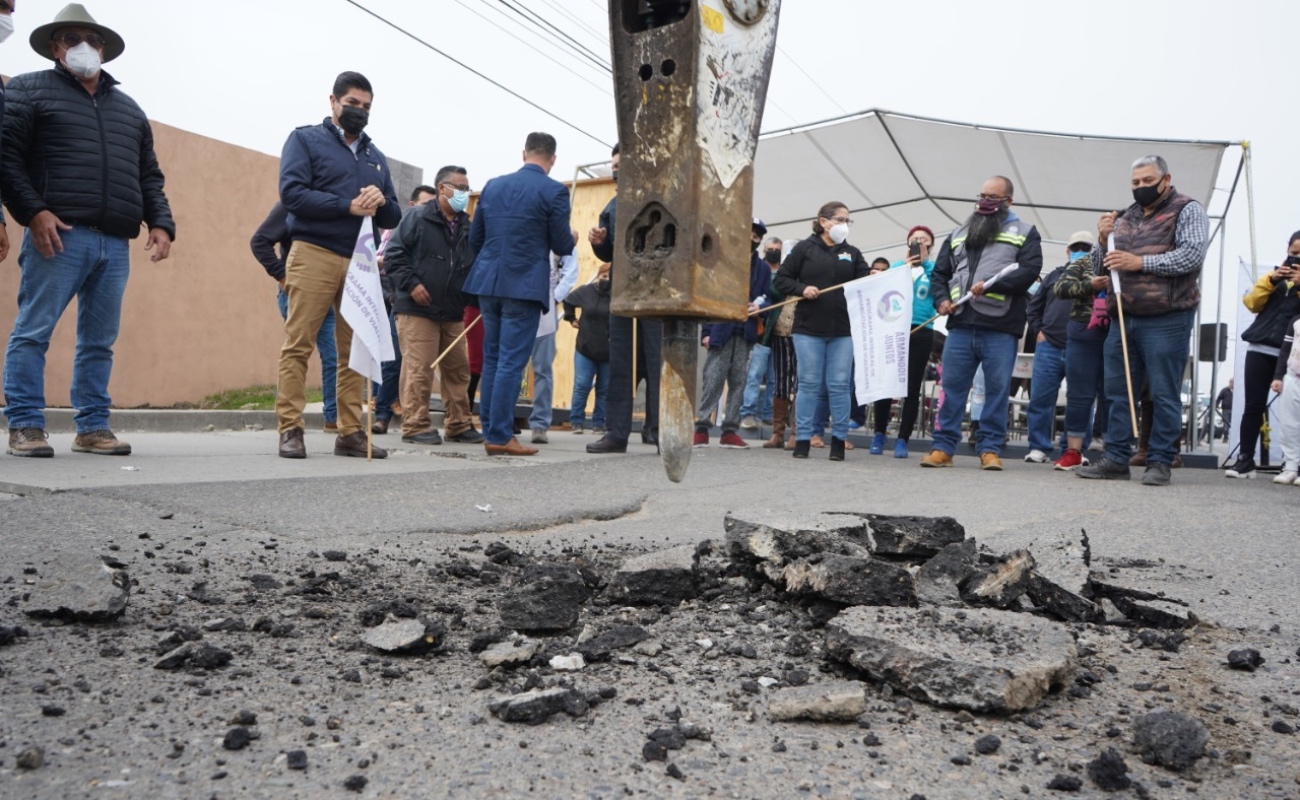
[693,219,772,450]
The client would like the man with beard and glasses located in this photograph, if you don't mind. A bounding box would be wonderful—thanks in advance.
[1076,155,1209,487]
[274,71,400,459]
[921,176,1043,471]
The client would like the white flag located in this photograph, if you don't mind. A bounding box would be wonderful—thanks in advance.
[339,223,395,384]
[843,267,913,405]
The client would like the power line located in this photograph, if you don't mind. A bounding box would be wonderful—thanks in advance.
[341,0,611,148]
[776,44,848,115]
[531,0,611,49]
[452,0,612,95]
[496,0,612,72]
[474,0,612,81]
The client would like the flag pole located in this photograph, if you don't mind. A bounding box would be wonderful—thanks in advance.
[366,380,373,462]
[430,313,482,371]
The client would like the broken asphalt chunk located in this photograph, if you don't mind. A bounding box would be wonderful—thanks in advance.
[606,545,699,606]
[767,680,868,722]
[24,556,129,624]
[360,614,445,655]
[780,554,916,607]
[824,606,1075,713]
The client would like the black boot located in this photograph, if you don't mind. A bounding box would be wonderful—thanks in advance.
[829,437,846,461]
[792,440,810,459]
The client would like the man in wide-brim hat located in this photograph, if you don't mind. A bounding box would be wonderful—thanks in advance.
[27,2,124,63]
[1,3,175,459]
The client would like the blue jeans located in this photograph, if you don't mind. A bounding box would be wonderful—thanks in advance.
[372,310,402,421]
[278,288,337,424]
[528,331,556,431]
[932,327,1018,456]
[478,296,541,445]
[739,343,775,421]
[1065,335,1107,450]
[570,351,609,427]
[3,228,129,433]
[1026,339,1065,453]
[1101,309,1194,466]
[792,334,853,441]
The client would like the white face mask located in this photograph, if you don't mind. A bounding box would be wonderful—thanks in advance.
[829,223,850,245]
[0,15,14,44]
[64,42,102,79]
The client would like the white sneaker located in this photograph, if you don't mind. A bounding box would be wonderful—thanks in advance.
[1273,471,1298,485]
[740,415,760,430]
[1024,449,1049,463]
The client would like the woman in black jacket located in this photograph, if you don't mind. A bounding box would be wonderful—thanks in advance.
[773,202,870,461]
[1225,231,1300,478]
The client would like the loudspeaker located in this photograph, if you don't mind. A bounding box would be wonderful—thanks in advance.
[1198,322,1227,363]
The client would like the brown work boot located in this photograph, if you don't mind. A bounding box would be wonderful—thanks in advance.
[1129,448,1148,467]
[334,431,387,459]
[279,428,306,459]
[764,397,788,449]
[810,435,825,448]
[7,428,54,458]
[979,452,1004,471]
[920,450,953,468]
[485,437,538,456]
[72,429,131,456]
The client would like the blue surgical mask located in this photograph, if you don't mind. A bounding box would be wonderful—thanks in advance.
[449,189,470,213]
[1069,249,1090,262]
[1028,280,1041,296]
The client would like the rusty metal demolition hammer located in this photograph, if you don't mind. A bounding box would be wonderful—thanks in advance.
[607,0,781,482]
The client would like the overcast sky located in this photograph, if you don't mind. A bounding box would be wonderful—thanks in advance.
[5,0,1296,394]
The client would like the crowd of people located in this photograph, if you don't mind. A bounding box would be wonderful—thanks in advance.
[0,6,1288,487]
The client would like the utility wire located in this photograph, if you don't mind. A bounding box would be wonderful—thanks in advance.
[341,0,611,148]
[776,43,848,115]
[452,0,612,95]
[531,0,611,48]
[475,0,612,80]
[496,0,612,72]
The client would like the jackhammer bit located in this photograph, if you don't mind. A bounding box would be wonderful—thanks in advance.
[607,0,781,482]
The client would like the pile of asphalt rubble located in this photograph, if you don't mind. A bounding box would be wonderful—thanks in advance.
[5,511,1299,796]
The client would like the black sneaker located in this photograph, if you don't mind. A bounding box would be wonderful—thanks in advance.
[586,436,627,454]
[1076,457,1131,480]
[1142,462,1172,486]
[1223,456,1257,479]
[445,427,485,444]
[402,429,443,445]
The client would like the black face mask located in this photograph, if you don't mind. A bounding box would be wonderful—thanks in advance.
[751,239,760,253]
[611,169,618,183]
[1132,179,1166,208]
[764,249,781,265]
[338,106,369,136]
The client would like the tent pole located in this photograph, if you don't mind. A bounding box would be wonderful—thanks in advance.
[1208,220,1227,455]
[1244,141,1258,280]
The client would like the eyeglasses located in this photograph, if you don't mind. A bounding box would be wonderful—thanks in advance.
[976,193,1008,202]
[54,32,106,49]
[443,183,471,192]
[826,216,854,227]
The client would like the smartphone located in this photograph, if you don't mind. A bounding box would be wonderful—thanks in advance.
[1285,255,1300,268]
[908,241,922,259]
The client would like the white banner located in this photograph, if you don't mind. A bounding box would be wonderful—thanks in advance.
[339,223,395,384]
[844,267,913,405]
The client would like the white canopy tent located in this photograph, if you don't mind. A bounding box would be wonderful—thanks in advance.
[750,110,1253,452]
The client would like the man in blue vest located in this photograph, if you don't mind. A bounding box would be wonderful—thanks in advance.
[922,176,1043,471]
[464,132,576,456]
[1077,155,1209,486]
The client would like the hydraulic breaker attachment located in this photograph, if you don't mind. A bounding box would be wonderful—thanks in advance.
[607,0,781,481]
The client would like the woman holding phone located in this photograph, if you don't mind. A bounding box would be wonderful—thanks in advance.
[868,225,938,459]
[1225,231,1300,478]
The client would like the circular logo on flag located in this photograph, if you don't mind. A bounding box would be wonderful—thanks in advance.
[877,290,906,322]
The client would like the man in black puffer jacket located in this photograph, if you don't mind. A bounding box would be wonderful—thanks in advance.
[2,4,175,459]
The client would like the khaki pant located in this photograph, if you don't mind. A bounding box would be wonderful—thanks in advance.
[395,314,471,437]
[276,241,366,435]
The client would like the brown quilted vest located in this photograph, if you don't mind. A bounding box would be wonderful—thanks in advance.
[1106,189,1200,317]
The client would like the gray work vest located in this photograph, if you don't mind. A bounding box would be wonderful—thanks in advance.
[948,218,1032,319]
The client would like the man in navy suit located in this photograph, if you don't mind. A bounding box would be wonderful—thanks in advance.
[465,132,576,455]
